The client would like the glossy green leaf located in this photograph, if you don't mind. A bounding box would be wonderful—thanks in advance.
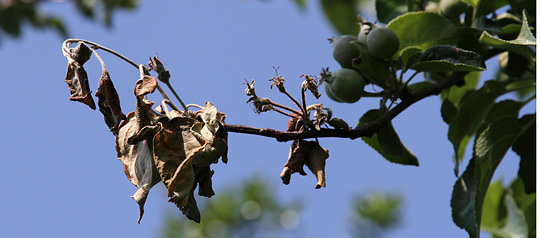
[479,10,536,58]
[358,110,419,166]
[513,114,536,194]
[375,0,408,24]
[413,45,486,72]
[447,80,507,163]
[387,12,457,52]
[321,0,360,35]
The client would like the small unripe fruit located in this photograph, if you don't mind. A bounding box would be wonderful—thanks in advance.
[332,35,361,69]
[323,68,366,103]
[366,27,400,60]
[324,84,343,102]
[440,0,467,17]
[358,22,378,44]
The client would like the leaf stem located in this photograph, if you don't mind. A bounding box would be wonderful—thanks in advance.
[63,39,139,69]
[91,48,107,71]
[165,82,189,113]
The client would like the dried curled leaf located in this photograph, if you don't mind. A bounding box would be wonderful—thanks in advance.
[149,55,171,84]
[134,75,157,97]
[192,102,229,165]
[95,69,125,135]
[305,143,329,189]
[63,42,95,110]
[115,112,161,223]
[154,102,228,223]
[287,114,303,132]
[281,140,330,189]
[281,139,311,185]
[327,118,349,130]
[196,166,215,197]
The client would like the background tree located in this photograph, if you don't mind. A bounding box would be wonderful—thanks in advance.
[162,176,303,238]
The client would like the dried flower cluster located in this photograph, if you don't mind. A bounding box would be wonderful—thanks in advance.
[245,70,351,189]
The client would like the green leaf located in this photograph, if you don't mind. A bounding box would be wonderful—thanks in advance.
[440,71,481,108]
[321,0,360,35]
[482,178,535,238]
[452,115,528,238]
[505,78,536,99]
[475,0,511,17]
[399,46,422,70]
[513,114,536,194]
[451,158,479,237]
[441,98,458,124]
[479,10,536,58]
[447,80,507,163]
[509,178,537,236]
[481,180,505,231]
[375,0,408,24]
[358,110,419,166]
[492,194,529,238]
[387,12,457,52]
[480,99,527,133]
[413,45,486,72]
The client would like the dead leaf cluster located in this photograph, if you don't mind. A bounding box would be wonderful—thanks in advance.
[62,42,228,223]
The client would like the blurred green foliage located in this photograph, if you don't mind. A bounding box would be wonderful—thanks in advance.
[350,191,402,238]
[0,0,136,42]
[162,176,303,238]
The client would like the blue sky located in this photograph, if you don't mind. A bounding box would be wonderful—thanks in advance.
[0,1,534,237]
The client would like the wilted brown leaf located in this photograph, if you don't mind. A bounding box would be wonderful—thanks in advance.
[327,118,349,130]
[63,42,96,110]
[95,69,125,135]
[281,139,310,185]
[148,55,171,84]
[286,114,303,132]
[150,121,196,210]
[134,75,157,97]
[281,140,330,188]
[115,112,161,223]
[305,143,329,189]
[195,166,215,198]
[190,102,229,166]
[180,189,201,223]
